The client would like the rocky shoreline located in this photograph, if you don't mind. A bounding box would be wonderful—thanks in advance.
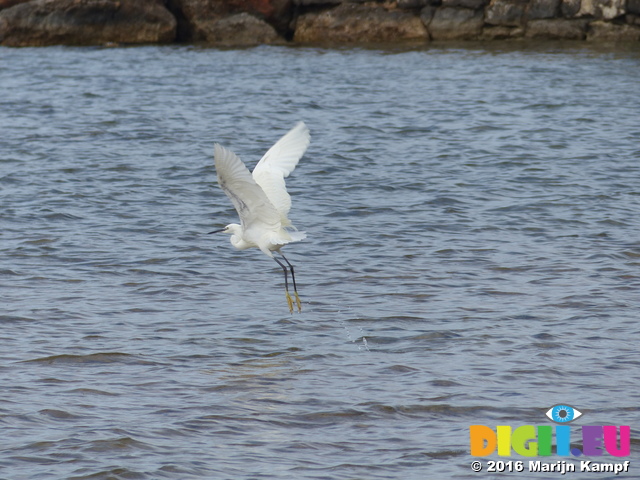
[1,0,639,47]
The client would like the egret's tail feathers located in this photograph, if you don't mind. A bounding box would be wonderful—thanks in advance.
[267,230,305,249]
[288,230,306,242]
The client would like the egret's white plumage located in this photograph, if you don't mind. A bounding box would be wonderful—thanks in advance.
[212,121,310,313]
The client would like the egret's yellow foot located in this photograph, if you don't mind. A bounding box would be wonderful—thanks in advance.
[285,291,294,314]
[294,292,302,313]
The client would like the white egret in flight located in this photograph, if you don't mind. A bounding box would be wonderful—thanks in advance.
[210,122,310,313]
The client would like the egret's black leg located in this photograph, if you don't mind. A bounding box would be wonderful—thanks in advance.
[272,255,289,291]
[273,255,294,313]
[279,252,301,313]
[279,253,297,292]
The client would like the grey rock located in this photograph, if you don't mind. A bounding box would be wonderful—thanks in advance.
[0,0,176,46]
[168,0,292,40]
[627,13,640,25]
[427,7,484,39]
[292,0,342,5]
[578,0,626,20]
[527,0,560,19]
[442,0,490,9]
[481,25,524,38]
[485,0,527,26]
[398,0,434,8]
[629,0,640,15]
[203,13,283,45]
[525,18,587,38]
[587,20,640,40]
[0,0,30,11]
[420,5,437,23]
[294,3,428,43]
[560,0,580,17]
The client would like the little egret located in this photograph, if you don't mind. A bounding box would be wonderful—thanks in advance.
[210,121,310,313]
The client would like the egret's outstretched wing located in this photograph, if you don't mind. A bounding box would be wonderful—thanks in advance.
[214,143,280,228]
[252,121,310,226]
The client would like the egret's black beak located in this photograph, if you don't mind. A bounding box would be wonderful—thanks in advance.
[208,229,225,234]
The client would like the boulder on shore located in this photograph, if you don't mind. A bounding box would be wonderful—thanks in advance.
[485,0,527,27]
[426,7,484,40]
[200,12,284,46]
[0,0,176,46]
[577,0,626,20]
[0,0,31,10]
[294,3,428,44]
[586,20,640,41]
[167,0,292,42]
[525,18,588,39]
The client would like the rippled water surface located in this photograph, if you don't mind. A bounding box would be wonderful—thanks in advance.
[1,43,640,479]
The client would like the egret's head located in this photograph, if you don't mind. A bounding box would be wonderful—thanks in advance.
[208,224,241,235]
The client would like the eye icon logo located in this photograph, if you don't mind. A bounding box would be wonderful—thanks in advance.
[546,405,582,423]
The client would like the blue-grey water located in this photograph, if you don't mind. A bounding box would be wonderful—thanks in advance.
[1,43,640,479]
